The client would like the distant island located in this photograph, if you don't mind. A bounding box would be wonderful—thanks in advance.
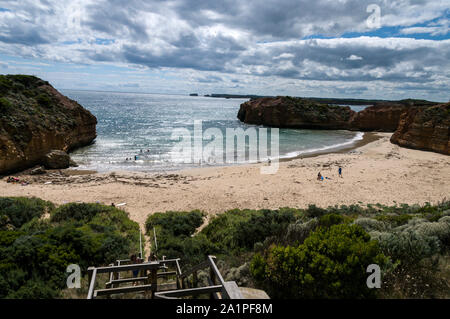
[205,94,266,99]
[189,93,198,96]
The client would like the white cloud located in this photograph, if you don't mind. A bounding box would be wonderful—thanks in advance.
[0,0,448,100]
[346,54,363,60]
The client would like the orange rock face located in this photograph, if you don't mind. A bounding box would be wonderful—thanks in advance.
[390,103,450,155]
[238,97,448,156]
[237,97,413,132]
[237,96,355,129]
[349,103,409,132]
[0,75,97,174]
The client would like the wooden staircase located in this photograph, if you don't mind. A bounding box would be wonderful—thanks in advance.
[87,255,243,299]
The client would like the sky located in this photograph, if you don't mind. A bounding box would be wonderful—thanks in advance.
[0,0,449,101]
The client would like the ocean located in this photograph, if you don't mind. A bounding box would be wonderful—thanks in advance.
[63,90,366,173]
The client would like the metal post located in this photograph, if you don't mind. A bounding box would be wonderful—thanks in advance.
[193,271,198,288]
[151,268,157,298]
[153,227,158,252]
[139,231,143,260]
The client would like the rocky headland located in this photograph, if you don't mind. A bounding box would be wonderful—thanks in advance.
[391,102,450,155]
[0,75,97,175]
[237,96,448,155]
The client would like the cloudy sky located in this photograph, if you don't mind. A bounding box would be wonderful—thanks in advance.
[0,0,449,101]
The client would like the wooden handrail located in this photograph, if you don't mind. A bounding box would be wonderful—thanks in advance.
[91,261,160,274]
[105,271,177,286]
[207,256,226,286]
[87,256,243,299]
[154,285,223,299]
[87,268,97,299]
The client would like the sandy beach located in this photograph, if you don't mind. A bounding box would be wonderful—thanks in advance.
[1,133,449,247]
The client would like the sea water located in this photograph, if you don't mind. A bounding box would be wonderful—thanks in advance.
[63,90,365,172]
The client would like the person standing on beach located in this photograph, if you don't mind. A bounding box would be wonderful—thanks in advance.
[338,167,343,178]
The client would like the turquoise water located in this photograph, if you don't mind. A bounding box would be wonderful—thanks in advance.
[63,90,364,172]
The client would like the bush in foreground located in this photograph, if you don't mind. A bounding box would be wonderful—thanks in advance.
[250,224,388,298]
[0,198,141,298]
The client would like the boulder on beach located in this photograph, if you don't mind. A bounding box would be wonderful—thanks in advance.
[43,150,71,169]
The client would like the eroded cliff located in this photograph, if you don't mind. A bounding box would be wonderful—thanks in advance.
[0,75,97,174]
[390,102,449,155]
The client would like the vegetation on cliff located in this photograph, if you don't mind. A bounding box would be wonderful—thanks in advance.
[237,96,421,130]
[283,96,354,122]
[0,75,97,174]
[0,197,140,298]
[237,96,354,129]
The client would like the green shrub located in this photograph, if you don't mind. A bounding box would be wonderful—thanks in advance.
[374,214,413,227]
[5,279,59,299]
[283,218,319,245]
[318,213,346,228]
[202,208,300,252]
[36,93,52,107]
[232,209,298,250]
[354,218,386,232]
[156,233,219,267]
[250,224,387,298]
[305,204,327,218]
[0,97,12,112]
[374,230,440,265]
[0,197,141,298]
[145,210,205,237]
[6,75,41,87]
[0,197,54,230]
[0,76,12,95]
[371,216,450,265]
[51,203,125,224]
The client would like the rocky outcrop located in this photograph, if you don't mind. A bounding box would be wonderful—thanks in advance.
[238,97,439,132]
[0,75,97,174]
[238,96,448,155]
[237,96,354,129]
[43,150,71,169]
[350,99,439,132]
[349,103,408,132]
[390,102,450,155]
